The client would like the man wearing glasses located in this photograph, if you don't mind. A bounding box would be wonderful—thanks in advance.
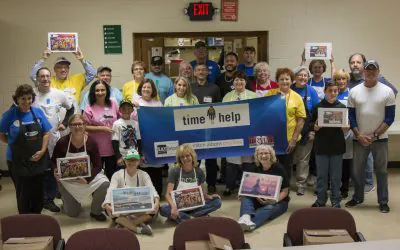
[32,67,75,212]
[29,47,96,109]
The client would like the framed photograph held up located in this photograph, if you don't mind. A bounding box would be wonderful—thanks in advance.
[111,186,154,215]
[318,108,349,128]
[171,186,205,211]
[57,155,91,180]
[239,172,282,201]
[48,32,78,52]
[305,42,332,60]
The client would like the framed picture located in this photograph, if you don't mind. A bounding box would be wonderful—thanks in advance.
[48,32,78,52]
[239,172,282,201]
[305,42,332,60]
[111,186,154,215]
[57,155,91,180]
[318,108,349,128]
[171,186,205,212]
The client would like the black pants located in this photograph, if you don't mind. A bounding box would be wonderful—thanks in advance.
[140,167,163,197]
[205,159,218,187]
[341,159,352,193]
[277,152,294,183]
[16,174,45,214]
[7,160,17,190]
[309,147,317,177]
[102,155,119,180]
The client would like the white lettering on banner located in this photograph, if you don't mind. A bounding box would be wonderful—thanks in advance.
[173,103,250,131]
[154,141,179,158]
[190,139,244,150]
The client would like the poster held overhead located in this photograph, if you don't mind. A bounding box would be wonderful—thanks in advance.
[48,32,78,52]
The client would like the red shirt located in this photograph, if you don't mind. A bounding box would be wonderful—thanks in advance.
[251,80,278,96]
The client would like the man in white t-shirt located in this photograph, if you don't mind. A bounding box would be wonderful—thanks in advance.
[33,67,74,212]
[346,60,396,213]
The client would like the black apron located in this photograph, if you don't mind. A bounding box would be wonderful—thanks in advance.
[11,108,49,176]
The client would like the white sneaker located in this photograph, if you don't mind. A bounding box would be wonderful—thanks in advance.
[238,215,256,232]
[307,175,317,186]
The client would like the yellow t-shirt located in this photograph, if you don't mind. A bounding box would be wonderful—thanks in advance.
[51,73,86,102]
[265,89,306,143]
[122,80,141,102]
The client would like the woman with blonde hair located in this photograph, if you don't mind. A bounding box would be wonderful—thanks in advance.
[237,144,290,232]
[160,144,221,224]
[164,77,199,106]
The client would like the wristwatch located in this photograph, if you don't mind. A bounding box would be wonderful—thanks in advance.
[374,132,380,140]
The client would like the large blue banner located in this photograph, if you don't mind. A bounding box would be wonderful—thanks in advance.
[138,95,287,164]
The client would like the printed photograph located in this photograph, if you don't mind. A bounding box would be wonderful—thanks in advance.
[239,172,282,201]
[111,186,154,214]
[48,32,78,52]
[305,42,332,60]
[57,155,91,180]
[171,186,205,211]
[318,108,348,128]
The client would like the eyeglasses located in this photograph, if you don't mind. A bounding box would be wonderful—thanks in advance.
[55,65,70,70]
[70,123,85,127]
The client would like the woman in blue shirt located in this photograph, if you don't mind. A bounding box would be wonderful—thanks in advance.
[0,84,52,214]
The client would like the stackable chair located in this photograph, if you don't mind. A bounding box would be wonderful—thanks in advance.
[1,214,64,250]
[283,207,366,246]
[169,216,251,250]
[65,228,140,250]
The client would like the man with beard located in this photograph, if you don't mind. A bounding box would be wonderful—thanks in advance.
[80,66,123,111]
[348,53,397,193]
[179,61,194,81]
[33,67,74,212]
[216,52,252,97]
[145,56,174,104]
[190,41,220,84]
[191,63,221,194]
[346,60,395,213]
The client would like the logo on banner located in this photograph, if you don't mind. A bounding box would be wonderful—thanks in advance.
[154,141,179,158]
[174,103,250,131]
[249,136,275,148]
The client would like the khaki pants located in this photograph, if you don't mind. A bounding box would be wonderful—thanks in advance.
[293,140,313,188]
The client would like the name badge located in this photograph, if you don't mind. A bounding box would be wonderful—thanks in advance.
[203,96,212,103]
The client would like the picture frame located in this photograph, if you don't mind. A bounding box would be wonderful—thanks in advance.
[48,32,78,52]
[111,186,154,215]
[318,108,349,128]
[238,171,282,201]
[171,186,205,211]
[304,42,332,60]
[57,155,91,181]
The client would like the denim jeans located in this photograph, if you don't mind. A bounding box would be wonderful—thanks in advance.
[365,153,374,187]
[240,196,288,228]
[160,198,222,224]
[352,141,388,204]
[315,154,343,206]
[43,169,58,204]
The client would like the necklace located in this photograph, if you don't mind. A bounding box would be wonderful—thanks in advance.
[224,73,233,83]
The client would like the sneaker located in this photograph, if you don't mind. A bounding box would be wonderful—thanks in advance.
[379,204,390,213]
[341,191,349,199]
[223,189,232,197]
[307,175,317,186]
[345,199,363,208]
[296,187,305,196]
[137,224,153,235]
[311,201,326,207]
[237,216,256,232]
[90,212,107,221]
[364,185,376,193]
[43,201,61,213]
[208,186,217,194]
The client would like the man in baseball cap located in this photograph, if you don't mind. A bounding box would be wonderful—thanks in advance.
[190,40,221,84]
[145,56,174,104]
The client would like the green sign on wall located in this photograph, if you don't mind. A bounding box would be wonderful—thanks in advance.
[103,25,122,54]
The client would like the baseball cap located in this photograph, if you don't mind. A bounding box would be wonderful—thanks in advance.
[119,99,134,108]
[151,56,163,65]
[364,60,380,70]
[54,57,71,65]
[194,41,207,49]
[97,66,112,74]
[123,148,140,160]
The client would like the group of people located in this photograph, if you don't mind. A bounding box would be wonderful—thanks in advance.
[0,41,397,235]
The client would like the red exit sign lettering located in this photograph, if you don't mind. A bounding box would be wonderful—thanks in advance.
[186,2,215,21]
[193,3,209,16]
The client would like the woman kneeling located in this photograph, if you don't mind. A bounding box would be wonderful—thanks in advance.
[238,145,290,232]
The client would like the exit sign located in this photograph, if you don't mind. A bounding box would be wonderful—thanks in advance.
[185,2,216,21]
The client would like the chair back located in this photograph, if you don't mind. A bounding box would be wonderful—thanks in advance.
[65,228,140,250]
[287,207,358,246]
[1,214,62,249]
[171,217,246,250]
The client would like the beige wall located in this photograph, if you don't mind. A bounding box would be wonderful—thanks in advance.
[1,0,400,169]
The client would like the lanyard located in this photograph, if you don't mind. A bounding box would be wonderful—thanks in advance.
[123,169,139,187]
